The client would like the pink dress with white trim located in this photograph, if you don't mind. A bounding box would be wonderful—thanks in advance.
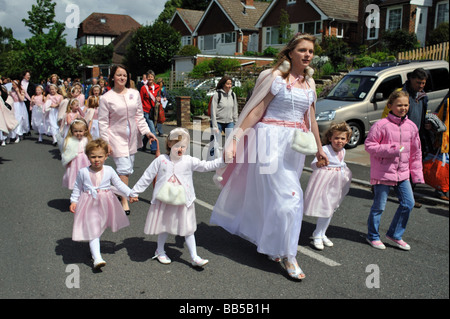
[71,165,131,241]
[62,137,90,189]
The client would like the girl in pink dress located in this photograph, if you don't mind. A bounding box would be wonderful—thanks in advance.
[303,122,353,250]
[60,98,85,139]
[45,84,63,145]
[85,85,101,139]
[129,128,225,268]
[9,80,30,143]
[70,139,132,270]
[62,118,92,189]
[31,85,47,142]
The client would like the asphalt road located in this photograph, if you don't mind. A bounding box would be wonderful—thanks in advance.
[0,132,448,306]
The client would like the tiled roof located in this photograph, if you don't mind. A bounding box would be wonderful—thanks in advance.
[217,0,271,31]
[175,8,204,32]
[78,12,141,37]
[310,0,359,22]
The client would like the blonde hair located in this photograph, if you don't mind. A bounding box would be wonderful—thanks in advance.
[85,138,109,157]
[66,98,79,113]
[387,90,409,106]
[64,118,92,148]
[273,32,316,80]
[322,122,352,145]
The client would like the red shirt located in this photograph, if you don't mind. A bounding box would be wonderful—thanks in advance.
[140,83,160,113]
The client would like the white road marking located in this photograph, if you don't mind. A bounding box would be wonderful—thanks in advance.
[297,246,342,267]
[195,199,342,267]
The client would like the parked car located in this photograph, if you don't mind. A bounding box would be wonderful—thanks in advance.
[315,60,449,148]
[186,77,242,96]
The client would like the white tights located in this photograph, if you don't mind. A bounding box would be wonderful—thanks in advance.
[312,217,332,238]
[157,232,198,260]
[89,237,102,261]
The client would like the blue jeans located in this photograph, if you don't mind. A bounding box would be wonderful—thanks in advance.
[367,180,415,241]
[210,122,234,156]
[143,112,157,152]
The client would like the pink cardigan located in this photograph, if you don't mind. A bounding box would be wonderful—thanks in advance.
[98,88,150,158]
[365,113,424,184]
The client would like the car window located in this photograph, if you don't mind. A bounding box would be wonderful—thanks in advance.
[429,68,449,91]
[375,75,403,100]
[327,75,377,101]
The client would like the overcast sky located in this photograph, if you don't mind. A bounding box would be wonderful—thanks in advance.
[0,0,167,46]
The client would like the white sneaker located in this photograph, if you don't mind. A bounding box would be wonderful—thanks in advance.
[15,137,20,144]
[191,256,209,267]
[1,140,5,147]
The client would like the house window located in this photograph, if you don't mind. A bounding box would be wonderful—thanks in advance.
[287,0,296,4]
[367,14,379,40]
[336,23,344,38]
[199,34,217,50]
[298,21,321,35]
[435,1,449,27]
[181,36,192,46]
[386,7,402,31]
[221,32,236,44]
[266,27,281,45]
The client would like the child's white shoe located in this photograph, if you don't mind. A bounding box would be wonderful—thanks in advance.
[93,258,106,270]
[191,256,209,267]
[310,237,324,250]
[152,250,171,264]
[322,236,334,247]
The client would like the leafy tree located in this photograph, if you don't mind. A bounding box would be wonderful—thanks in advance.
[427,23,449,46]
[22,0,57,35]
[320,36,349,68]
[20,0,82,82]
[80,44,114,65]
[124,22,181,77]
[380,29,419,54]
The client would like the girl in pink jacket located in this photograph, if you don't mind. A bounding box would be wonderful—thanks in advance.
[365,90,424,251]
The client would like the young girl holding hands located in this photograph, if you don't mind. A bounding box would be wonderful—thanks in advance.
[130,128,225,267]
[70,139,132,270]
[365,90,424,250]
[304,122,353,250]
[62,118,92,189]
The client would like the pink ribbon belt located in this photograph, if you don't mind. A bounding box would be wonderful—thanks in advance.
[260,118,309,131]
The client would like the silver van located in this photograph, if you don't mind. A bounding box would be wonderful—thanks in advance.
[315,60,449,148]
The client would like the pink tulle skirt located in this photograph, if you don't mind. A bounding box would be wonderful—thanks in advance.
[303,167,352,218]
[144,199,196,237]
[63,153,90,189]
[72,190,130,241]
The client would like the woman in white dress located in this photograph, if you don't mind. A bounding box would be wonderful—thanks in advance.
[210,33,328,280]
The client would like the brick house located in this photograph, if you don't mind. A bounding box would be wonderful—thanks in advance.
[193,0,270,55]
[76,13,141,81]
[358,0,449,47]
[76,13,141,48]
[256,0,360,51]
[169,8,204,48]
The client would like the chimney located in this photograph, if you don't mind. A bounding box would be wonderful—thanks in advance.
[243,0,254,7]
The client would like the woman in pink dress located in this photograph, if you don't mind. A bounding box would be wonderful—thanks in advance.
[98,64,156,215]
[70,139,132,270]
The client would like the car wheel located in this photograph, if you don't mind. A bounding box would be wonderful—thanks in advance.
[346,121,362,149]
